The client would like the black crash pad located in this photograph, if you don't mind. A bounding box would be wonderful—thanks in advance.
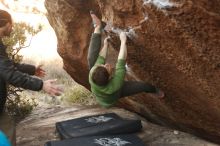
[45,134,145,146]
[56,113,142,139]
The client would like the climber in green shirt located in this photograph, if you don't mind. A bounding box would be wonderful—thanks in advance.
[88,11,164,108]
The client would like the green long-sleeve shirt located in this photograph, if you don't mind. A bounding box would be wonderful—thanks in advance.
[89,55,126,108]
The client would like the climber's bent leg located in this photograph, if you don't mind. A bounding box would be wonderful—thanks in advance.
[119,81,157,98]
[87,12,102,70]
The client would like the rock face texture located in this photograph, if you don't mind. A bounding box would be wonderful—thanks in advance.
[45,0,220,143]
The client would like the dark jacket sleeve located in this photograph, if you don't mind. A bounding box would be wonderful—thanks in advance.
[14,63,36,75]
[0,55,43,91]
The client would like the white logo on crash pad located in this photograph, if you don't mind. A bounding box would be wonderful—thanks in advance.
[85,116,113,123]
[94,137,131,146]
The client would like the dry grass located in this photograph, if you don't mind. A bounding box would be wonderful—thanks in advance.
[21,57,96,106]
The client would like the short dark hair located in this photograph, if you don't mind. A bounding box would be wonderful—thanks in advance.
[92,66,109,86]
[0,10,12,27]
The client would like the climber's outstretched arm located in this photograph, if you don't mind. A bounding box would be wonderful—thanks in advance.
[118,32,127,60]
[99,37,109,59]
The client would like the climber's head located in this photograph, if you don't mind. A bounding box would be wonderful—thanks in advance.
[0,9,13,37]
[92,63,113,86]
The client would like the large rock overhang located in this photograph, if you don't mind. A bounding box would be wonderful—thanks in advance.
[45,0,220,143]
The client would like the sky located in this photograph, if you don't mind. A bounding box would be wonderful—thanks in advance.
[0,0,60,61]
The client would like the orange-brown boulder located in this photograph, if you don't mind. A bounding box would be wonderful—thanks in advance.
[45,0,220,143]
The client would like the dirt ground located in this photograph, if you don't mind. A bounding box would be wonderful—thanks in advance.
[16,104,218,146]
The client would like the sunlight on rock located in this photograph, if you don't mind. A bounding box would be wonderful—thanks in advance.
[143,0,177,9]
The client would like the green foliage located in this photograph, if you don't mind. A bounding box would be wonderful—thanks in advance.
[2,22,42,121]
[3,22,42,62]
[7,86,38,123]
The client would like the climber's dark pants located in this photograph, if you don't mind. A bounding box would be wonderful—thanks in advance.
[0,111,16,146]
[87,33,102,70]
[117,81,156,98]
[87,33,157,97]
